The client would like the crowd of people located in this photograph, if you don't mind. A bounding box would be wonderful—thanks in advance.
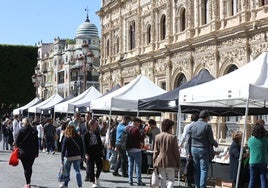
[0,112,167,188]
[1,110,268,188]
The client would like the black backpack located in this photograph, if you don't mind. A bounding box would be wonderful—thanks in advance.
[118,126,135,150]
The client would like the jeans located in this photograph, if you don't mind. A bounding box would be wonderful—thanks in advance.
[38,138,43,150]
[3,135,9,150]
[158,167,175,188]
[191,146,210,188]
[109,148,118,169]
[45,136,54,152]
[248,163,267,188]
[127,150,142,184]
[63,158,82,187]
[114,144,128,175]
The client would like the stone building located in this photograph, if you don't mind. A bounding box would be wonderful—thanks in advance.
[35,14,100,99]
[97,0,268,142]
[97,0,268,94]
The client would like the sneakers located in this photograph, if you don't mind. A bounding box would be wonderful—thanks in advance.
[59,183,67,188]
[137,182,146,186]
[84,176,90,182]
[92,183,98,188]
[24,184,31,188]
[112,172,121,177]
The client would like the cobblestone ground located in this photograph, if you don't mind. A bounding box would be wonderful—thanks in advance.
[0,149,195,188]
[0,143,217,188]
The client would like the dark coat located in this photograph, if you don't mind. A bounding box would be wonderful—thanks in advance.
[109,127,117,148]
[16,125,39,158]
[229,141,240,181]
[61,134,84,162]
[84,130,103,156]
[229,140,249,187]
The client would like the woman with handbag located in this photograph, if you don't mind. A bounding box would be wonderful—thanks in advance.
[60,125,84,188]
[153,119,180,188]
[15,117,39,188]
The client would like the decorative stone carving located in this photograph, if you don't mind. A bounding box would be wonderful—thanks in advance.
[99,0,268,94]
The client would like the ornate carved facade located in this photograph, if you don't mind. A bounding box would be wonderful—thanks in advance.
[97,0,268,93]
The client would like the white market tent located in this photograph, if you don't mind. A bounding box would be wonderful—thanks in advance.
[178,51,268,188]
[54,86,101,114]
[28,93,63,114]
[13,97,42,115]
[90,74,166,115]
[179,52,268,109]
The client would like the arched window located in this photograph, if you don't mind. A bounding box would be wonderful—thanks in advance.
[147,24,151,44]
[160,14,166,40]
[106,39,109,57]
[201,0,209,25]
[176,74,187,87]
[180,8,186,32]
[226,64,238,74]
[129,21,135,50]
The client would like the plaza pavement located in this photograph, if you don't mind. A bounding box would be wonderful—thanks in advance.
[0,149,191,188]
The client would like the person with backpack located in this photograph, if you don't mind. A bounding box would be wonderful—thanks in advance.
[113,116,131,177]
[126,117,146,186]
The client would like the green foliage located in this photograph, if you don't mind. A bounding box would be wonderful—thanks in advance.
[0,45,37,115]
[65,39,75,44]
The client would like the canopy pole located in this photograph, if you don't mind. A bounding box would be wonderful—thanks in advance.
[177,104,182,142]
[217,117,221,142]
[177,104,182,185]
[104,106,112,158]
[235,97,250,188]
[53,111,56,125]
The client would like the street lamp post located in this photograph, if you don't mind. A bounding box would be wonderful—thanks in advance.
[78,43,94,92]
[31,66,43,98]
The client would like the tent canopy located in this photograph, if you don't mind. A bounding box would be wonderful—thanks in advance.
[28,93,63,114]
[13,97,43,115]
[54,86,101,114]
[179,52,268,115]
[90,74,166,115]
[40,94,75,115]
[178,51,268,188]
[138,69,215,112]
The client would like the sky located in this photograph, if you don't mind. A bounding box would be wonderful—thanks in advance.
[0,0,101,46]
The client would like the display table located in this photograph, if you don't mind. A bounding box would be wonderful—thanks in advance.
[209,162,232,188]
[209,162,230,180]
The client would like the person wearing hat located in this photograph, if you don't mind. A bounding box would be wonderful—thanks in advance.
[186,110,218,188]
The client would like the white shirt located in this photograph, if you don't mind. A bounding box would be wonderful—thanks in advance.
[36,124,44,138]
[12,119,20,138]
[180,122,193,147]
